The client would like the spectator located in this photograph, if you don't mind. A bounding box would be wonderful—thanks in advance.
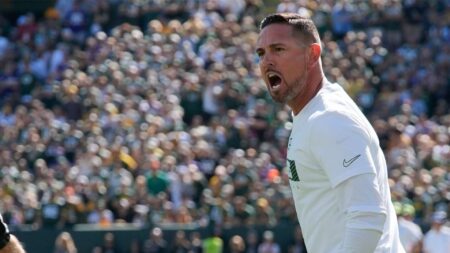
[232,196,255,226]
[245,229,259,253]
[142,227,167,253]
[168,230,191,253]
[190,231,203,253]
[331,1,354,39]
[229,235,246,253]
[257,230,280,253]
[99,232,121,253]
[146,158,169,196]
[54,231,78,253]
[202,226,223,253]
[423,211,450,253]
[395,203,423,253]
[288,225,307,253]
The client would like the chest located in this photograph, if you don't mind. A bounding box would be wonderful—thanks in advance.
[286,128,330,187]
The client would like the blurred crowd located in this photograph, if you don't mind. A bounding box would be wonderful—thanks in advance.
[0,0,449,252]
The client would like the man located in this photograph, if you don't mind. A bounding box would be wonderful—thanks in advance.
[0,214,26,253]
[255,13,404,253]
[257,230,280,253]
[395,203,423,253]
[202,226,223,253]
[423,211,450,253]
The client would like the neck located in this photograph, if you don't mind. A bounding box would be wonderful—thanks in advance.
[290,70,325,115]
[433,224,442,231]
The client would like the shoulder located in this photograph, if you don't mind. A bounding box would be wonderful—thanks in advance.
[310,109,369,138]
[424,229,436,238]
[314,81,351,106]
[442,226,450,235]
[305,83,359,123]
[308,84,372,137]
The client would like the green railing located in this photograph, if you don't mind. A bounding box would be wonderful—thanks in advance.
[14,223,297,253]
[0,0,56,13]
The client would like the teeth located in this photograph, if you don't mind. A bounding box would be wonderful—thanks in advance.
[267,72,277,78]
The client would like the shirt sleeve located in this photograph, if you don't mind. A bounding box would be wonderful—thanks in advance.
[337,173,387,252]
[310,111,377,187]
[341,226,383,253]
[336,173,387,226]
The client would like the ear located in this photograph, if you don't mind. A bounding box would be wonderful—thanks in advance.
[308,43,321,66]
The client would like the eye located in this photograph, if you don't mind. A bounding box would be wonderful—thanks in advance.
[275,47,284,52]
[256,50,264,58]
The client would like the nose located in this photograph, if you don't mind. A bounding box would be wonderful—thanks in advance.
[260,52,274,70]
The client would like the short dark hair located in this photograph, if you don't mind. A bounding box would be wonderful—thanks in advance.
[259,13,320,45]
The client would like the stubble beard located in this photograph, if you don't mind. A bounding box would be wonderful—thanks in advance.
[270,73,308,105]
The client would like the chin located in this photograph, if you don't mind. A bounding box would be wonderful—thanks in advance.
[270,93,287,104]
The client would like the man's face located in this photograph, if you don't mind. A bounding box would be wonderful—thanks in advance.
[256,24,309,104]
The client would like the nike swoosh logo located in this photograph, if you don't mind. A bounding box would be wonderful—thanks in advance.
[343,154,361,167]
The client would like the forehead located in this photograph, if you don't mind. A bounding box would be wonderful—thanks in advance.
[256,24,296,48]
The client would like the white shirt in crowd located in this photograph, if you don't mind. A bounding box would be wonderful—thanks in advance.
[423,225,450,253]
[398,217,423,252]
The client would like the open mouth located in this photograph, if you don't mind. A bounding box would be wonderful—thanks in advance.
[267,72,282,89]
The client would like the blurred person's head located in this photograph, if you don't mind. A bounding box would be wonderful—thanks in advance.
[150,227,163,241]
[431,210,447,230]
[54,231,77,251]
[396,203,416,221]
[246,229,258,244]
[229,235,245,252]
[151,157,161,169]
[148,20,164,34]
[262,230,275,243]
[174,230,187,244]
[233,196,247,211]
[103,232,115,249]
[44,7,59,20]
[189,231,202,248]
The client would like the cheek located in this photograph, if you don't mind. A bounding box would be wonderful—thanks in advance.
[284,62,303,80]
[258,65,267,83]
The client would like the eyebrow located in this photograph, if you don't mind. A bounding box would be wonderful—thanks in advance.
[255,42,286,53]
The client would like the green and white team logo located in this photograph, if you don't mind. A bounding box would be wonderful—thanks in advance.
[287,159,300,182]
